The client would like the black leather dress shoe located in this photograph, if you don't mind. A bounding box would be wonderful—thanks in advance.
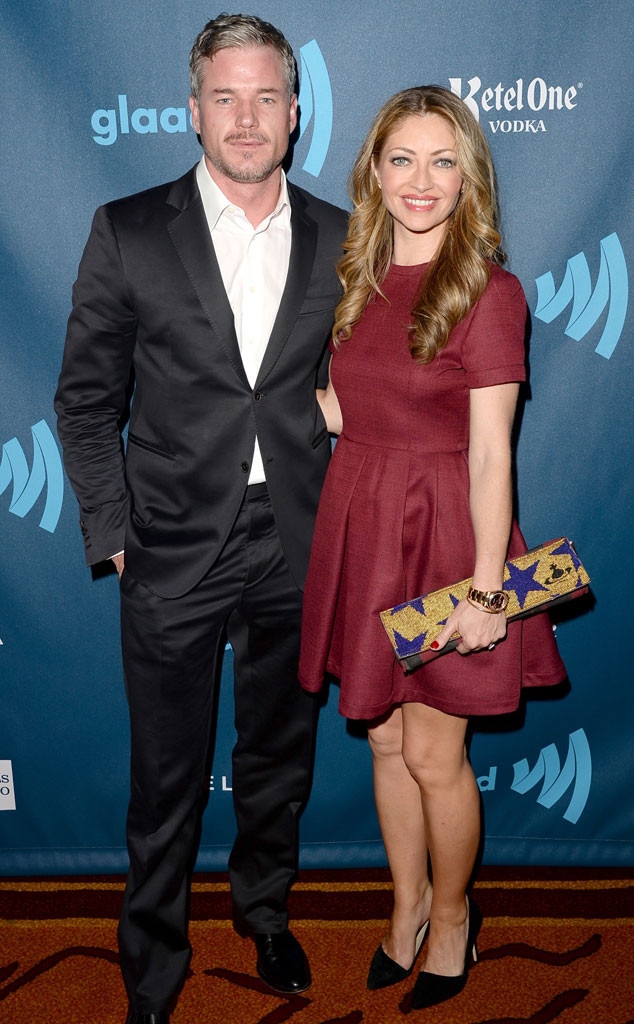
[125,1012,169,1024]
[254,929,311,993]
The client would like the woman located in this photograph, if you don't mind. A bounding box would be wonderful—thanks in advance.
[298,86,566,1011]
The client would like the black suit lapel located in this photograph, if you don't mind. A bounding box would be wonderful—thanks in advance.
[165,171,318,390]
[166,179,249,387]
[256,190,317,387]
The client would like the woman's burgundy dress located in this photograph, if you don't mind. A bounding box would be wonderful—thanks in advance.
[299,262,566,720]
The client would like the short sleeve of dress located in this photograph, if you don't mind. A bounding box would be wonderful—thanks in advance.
[462,265,528,389]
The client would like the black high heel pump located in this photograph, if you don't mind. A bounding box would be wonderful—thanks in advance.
[366,920,429,990]
[402,897,482,1011]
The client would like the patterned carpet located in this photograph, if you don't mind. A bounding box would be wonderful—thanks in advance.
[1,868,632,1024]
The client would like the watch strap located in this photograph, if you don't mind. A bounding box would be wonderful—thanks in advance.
[467,586,510,613]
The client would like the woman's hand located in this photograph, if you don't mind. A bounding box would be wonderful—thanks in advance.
[111,552,125,578]
[431,598,507,655]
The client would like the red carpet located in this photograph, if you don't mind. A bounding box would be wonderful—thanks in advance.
[1,868,633,1023]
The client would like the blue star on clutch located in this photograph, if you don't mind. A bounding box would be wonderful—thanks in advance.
[388,598,427,657]
[438,592,461,626]
[388,596,426,616]
[393,629,428,657]
[505,559,549,609]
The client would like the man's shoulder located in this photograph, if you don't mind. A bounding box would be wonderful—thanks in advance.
[102,165,198,218]
[287,181,348,232]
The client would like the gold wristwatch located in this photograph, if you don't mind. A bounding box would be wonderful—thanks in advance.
[467,586,509,613]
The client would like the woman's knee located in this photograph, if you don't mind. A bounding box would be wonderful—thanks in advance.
[367,710,404,761]
[401,739,468,792]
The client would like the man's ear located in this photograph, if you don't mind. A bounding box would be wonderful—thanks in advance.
[189,95,200,135]
[289,93,298,135]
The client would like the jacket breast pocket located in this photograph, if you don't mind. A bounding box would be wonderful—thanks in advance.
[297,291,342,317]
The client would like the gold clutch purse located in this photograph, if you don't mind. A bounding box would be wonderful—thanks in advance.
[379,537,590,673]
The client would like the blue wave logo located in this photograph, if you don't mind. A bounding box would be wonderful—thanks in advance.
[510,728,591,824]
[0,420,64,534]
[534,233,628,359]
[297,40,333,177]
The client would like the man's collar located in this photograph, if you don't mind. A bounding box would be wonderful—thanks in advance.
[195,157,289,230]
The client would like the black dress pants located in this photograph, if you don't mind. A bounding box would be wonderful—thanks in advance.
[117,486,317,1013]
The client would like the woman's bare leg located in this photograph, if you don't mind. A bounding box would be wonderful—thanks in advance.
[401,701,480,977]
[367,706,433,968]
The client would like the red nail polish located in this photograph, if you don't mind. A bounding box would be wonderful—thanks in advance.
[430,641,439,650]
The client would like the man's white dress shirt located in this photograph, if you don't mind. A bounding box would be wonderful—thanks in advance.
[196,157,292,485]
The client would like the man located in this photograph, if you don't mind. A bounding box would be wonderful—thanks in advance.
[55,14,347,1024]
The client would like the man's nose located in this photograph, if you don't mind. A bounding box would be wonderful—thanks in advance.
[235,100,258,128]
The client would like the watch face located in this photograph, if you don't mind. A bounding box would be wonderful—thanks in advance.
[489,592,508,611]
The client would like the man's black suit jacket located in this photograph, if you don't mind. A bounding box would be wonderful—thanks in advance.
[55,165,348,598]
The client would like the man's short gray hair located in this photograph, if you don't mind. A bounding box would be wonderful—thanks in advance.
[189,13,297,101]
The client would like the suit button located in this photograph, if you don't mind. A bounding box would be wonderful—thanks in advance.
[254,391,262,401]
[241,461,249,472]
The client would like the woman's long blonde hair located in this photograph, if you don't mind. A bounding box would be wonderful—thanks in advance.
[333,86,505,363]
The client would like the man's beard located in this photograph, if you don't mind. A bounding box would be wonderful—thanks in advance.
[205,134,286,185]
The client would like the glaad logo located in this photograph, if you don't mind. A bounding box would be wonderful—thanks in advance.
[448,75,580,133]
[296,40,333,177]
[477,729,592,824]
[90,41,333,177]
[534,233,628,359]
[511,729,592,824]
[91,96,189,146]
[0,761,16,811]
[0,420,64,533]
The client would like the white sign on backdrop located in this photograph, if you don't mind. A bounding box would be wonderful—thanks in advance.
[0,760,16,811]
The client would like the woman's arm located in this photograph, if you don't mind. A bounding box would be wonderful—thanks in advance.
[316,357,343,435]
[433,381,519,654]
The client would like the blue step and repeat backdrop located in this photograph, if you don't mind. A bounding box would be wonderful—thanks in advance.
[1,0,633,873]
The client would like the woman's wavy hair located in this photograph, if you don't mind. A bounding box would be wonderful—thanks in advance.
[333,86,505,363]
